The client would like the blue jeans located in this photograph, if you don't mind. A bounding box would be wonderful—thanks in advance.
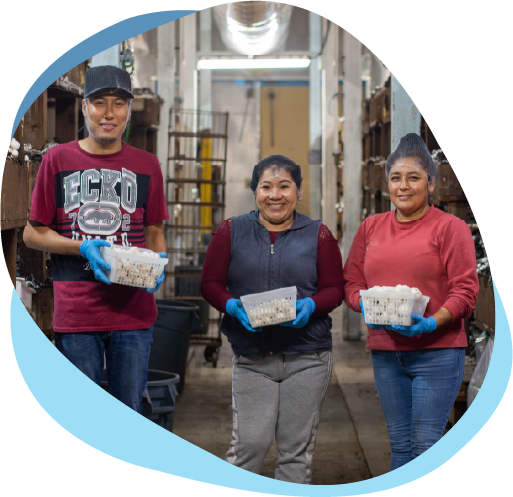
[371,347,465,470]
[55,328,153,413]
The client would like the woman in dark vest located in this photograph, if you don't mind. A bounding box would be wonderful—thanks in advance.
[201,154,344,483]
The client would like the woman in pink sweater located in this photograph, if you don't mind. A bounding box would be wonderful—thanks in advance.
[343,133,478,470]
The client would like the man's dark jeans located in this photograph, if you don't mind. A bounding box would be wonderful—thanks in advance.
[55,327,153,412]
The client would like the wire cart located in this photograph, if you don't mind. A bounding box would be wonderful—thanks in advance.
[163,108,229,367]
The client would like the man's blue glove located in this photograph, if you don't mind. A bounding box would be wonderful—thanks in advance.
[147,252,167,294]
[360,300,387,330]
[281,297,316,328]
[391,313,437,337]
[80,239,111,285]
[226,298,262,332]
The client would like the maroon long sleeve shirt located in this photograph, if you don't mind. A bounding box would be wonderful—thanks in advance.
[201,219,344,316]
[343,205,479,351]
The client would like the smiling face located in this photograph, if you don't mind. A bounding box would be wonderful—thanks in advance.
[388,157,435,220]
[82,94,131,144]
[255,168,301,227]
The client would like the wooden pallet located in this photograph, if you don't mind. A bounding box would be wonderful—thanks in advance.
[48,61,87,97]
[1,158,29,284]
[1,159,29,231]
[475,275,495,334]
[447,362,476,430]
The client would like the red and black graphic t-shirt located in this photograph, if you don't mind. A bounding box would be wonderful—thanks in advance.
[30,140,169,333]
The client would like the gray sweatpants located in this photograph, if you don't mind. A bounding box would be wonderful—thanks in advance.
[226,350,333,484]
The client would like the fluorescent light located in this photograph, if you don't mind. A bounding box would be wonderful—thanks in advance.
[197,58,311,70]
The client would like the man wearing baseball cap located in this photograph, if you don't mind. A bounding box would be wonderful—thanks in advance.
[24,65,169,412]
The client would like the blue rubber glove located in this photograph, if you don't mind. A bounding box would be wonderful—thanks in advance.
[226,298,262,332]
[359,300,386,330]
[281,297,316,328]
[391,313,437,337]
[80,239,111,285]
[146,252,167,293]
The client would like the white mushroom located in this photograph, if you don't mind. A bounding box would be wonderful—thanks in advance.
[396,285,411,293]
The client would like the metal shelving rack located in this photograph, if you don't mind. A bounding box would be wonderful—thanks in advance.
[163,108,229,366]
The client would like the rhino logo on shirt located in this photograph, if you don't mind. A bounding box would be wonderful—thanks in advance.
[78,203,121,235]
[84,209,115,225]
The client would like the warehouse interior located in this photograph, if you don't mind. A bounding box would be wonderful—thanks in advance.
[1,2,494,485]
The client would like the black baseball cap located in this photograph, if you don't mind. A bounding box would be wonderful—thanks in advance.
[84,65,134,100]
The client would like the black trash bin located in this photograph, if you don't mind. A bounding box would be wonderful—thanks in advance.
[180,299,210,335]
[149,300,201,393]
[140,370,180,432]
[100,369,179,432]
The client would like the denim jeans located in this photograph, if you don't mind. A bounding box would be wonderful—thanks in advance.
[371,347,465,470]
[55,327,153,413]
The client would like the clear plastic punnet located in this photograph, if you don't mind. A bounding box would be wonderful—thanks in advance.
[360,288,430,327]
[241,286,297,328]
[100,245,168,289]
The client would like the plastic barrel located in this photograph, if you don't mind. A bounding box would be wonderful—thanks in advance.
[99,370,179,432]
[149,300,201,393]
[179,299,210,335]
[140,370,180,432]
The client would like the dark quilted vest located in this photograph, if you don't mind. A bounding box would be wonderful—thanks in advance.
[220,210,332,356]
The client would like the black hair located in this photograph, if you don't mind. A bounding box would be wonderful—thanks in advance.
[249,154,303,194]
[385,133,437,185]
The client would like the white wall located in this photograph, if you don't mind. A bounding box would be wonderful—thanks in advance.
[212,81,260,219]
[131,28,158,90]
[391,75,421,150]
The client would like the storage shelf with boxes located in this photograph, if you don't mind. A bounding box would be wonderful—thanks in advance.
[360,78,392,219]
[2,62,87,341]
[1,158,30,286]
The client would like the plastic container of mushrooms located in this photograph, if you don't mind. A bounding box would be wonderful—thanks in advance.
[360,285,430,327]
[241,286,297,328]
[100,245,168,289]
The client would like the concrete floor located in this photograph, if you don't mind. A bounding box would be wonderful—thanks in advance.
[173,308,392,484]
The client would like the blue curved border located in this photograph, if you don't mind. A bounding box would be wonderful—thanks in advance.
[11,11,195,137]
